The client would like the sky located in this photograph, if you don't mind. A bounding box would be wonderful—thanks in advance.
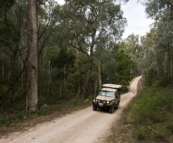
[56,0,154,39]
[121,0,154,39]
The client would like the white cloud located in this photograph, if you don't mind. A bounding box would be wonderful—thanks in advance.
[56,0,65,5]
[121,0,154,39]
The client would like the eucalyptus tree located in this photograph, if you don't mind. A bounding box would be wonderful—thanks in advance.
[26,0,57,112]
[123,34,140,59]
[101,49,117,83]
[141,0,173,78]
[141,0,172,19]
[121,34,143,75]
[140,28,157,75]
[54,0,126,98]
[153,19,173,77]
[26,0,38,113]
[114,50,134,85]
[37,0,57,57]
[37,0,60,99]
[0,0,61,113]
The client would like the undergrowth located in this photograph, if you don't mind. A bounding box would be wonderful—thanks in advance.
[0,97,91,130]
[132,87,173,143]
[108,77,173,143]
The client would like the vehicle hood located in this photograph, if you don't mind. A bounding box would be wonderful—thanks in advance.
[96,95,114,101]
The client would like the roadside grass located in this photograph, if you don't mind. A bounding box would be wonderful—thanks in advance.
[132,87,173,143]
[0,97,91,133]
[108,78,173,143]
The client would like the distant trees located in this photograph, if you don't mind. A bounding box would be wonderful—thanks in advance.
[121,34,142,75]
[142,0,173,79]
[122,0,173,86]
[114,50,134,85]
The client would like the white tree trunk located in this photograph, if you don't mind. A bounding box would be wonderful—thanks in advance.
[26,0,38,113]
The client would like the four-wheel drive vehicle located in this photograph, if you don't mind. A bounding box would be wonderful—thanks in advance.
[92,84,122,113]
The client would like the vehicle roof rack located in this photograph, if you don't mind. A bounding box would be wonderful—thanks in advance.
[102,84,122,89]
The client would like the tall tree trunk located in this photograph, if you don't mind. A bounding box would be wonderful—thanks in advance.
[8,47,17,106]
[2,52,4,80]
[83,55,93,99]
[164,51,168,75]
[171,57,173,77]
[76,63,83,97]
[21,53,24,89]
[26,0,38,113]
[48,60,51,93]
[38,54,43,97]
[170,48,173,77]
[97,59,102,89]
[83,27,96,99]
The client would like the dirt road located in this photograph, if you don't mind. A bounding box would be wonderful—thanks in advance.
[0,76,142,143]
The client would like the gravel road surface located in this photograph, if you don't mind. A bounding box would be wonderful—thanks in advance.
[0,76,142,143]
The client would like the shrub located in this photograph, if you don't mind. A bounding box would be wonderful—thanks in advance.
[156,76,173,87]
[131,87,173,142]
[145,68,157,86]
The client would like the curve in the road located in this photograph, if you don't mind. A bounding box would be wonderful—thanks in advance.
[0,76,142,143]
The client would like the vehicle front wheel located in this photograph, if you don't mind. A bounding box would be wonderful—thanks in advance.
[93,104,97,111]
[115,102,119,109]
[109,106,114,113]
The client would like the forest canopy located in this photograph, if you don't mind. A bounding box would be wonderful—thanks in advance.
[0,0,172,114]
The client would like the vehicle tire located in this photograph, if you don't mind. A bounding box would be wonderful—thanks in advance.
[115,102,119,109]
[109,106,114,113]
[93,104,97,111]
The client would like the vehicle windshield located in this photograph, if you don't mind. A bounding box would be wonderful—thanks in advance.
[99,90,114,98]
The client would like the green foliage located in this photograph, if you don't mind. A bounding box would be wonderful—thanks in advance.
[139,0,173,81]
[114,50,134,85]
[54,0,127,99]
[13,88,24,103]
[101,50,117,83]
[131,87,173,142]
[156,76,173,87]
[64,55,88,96]
[0,0,14,9]
[0,21,10,45]
[145,68,158,86]
[52,47,75,68]
[0,97,91,128]
[0,111,30,127]
[121,34,144,76]
[142,0,172,19]
[0,85,7,99]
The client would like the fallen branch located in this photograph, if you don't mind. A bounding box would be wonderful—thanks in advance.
[147,126,159,134]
